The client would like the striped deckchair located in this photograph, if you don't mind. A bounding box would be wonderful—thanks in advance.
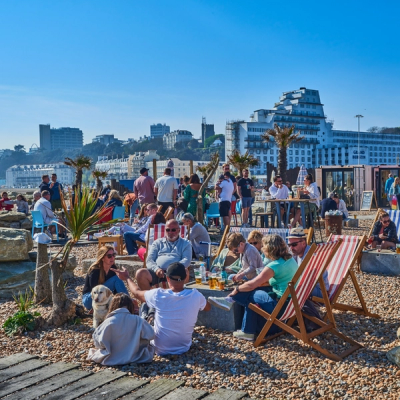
[215,226,313,258]
[249,240,363,361]
[313,234,379,318]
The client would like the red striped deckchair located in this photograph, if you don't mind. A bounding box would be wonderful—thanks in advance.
[313,234,379,318]
[249,240,363,361]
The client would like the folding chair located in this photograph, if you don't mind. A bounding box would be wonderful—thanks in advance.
[313,234,380,319]
[249,240,363,361]
[164,206,174,220]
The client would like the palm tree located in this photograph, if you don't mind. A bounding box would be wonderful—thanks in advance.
[64,155,92,188]
[92,169,108,194]
[261,123,304,182]
[227,150,259,177]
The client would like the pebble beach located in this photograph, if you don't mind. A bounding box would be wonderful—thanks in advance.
[1,213,400,399]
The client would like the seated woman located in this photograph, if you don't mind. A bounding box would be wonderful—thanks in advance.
[332,194,349,220]
[181,213,211,259]
[106,190,123,209]
[137,212,167,261]
[5,194,30,215]
[369,212,398,250]
[247,230,271,269]
[82,245,130,311]
[211,232,242,274]
[87,293,154,365]
[227,233,265,282]
[208,234,299,341]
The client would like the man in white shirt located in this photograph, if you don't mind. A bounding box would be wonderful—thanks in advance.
[269,175,289,221]
[154,168,178,215]
[111,262,211,356]
[215,172,234,229]
[34,190,58,235]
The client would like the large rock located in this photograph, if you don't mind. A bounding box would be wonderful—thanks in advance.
[0,211,27,223]
[0,228,33,262]
[0,261,36,299]
[387,346,400,367]
[21,217,33,230]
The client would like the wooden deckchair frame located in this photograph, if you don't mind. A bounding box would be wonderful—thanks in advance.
[249,240,363,361]
[164,206,174,220]
[314,234,380,319]
[215,225,313,258]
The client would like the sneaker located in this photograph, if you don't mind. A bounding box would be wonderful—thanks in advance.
[208,296,234,311]
[233,330,255,341]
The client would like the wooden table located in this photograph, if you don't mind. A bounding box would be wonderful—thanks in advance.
[97,235,124,255]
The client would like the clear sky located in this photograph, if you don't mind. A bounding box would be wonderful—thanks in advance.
[0,0,399,150]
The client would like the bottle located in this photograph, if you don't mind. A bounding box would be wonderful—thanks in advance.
[221,266,228,284]
[200,263,207,283]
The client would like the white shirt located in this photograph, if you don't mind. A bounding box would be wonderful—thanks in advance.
[34,197,56,224]
[218,179,234,202]
[155,175,178,202]
[305,182,320,208]
[337,199,349,218]
[269,184,289,200]
[144,288,206,355]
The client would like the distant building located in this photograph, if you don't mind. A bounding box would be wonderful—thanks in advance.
[39,124,83,150]
[6,163,74,188]
[163,130,193,150]
[0,149,13,159]
[127,150,160,179]
[92,135,117,145]
[210,139,223,148]
[150,123,170,139]
[201,121,215,145]
[95,156,129,180]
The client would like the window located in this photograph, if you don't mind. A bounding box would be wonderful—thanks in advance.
[301,157,305,162]
[256,150,260,154]
[295,157,299,162]
[289,150,293,155]
[270,157,274,162]
[263,156,268,161]
[295,150,299,155]
[301,150,305,155]
[308,157,311,162]
[300,104,304,108]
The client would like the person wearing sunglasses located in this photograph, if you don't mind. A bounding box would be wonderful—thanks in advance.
[288,227,329,298]
[369,212,398,250]
[181,213,210,259]
[269,175,289,221]
[136,219,192,290]
[247,230,271,270]
[82,245,130,311]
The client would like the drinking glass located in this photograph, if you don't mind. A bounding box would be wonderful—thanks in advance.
[194,269,202,285]
[376,245,382,253]
[396,244,400,254]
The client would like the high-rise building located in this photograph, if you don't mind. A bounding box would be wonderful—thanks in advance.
[92,134,117,145]
[225,87,400,175]
[39,124,83,150]
[201,118,215,144]
[163,130,193,150]
[150,123,170,139]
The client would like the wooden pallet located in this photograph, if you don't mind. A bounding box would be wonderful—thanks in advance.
[0,353,254,400]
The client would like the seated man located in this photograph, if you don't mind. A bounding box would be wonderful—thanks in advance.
[111,262,211,356]
[181,213,211,259]
[123,203,158,255]
[269,175,289,221]
[288,227,329,298]
[369,212,398,249]
[33,190,58,235]
[136,219,192,289]
[320,192,337,218]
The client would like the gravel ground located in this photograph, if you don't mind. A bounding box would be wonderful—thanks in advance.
[1,214,400,399]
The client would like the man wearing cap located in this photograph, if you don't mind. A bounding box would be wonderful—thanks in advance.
[288,227,329,298]
[135,219,192,289]
[111,262,211,355]
[134,168,155,208]
[320,192,337,219]
[181,213,211,259]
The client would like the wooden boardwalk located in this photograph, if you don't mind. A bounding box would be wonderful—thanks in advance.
[0,353,254,400]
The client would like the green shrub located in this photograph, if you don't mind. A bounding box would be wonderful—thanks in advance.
[13,287,34,312]
[2,311,41,336]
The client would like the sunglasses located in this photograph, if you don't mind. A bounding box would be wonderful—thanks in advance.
[249,242,259,245]
[106,253,117,258]
[382,219,390,224]
[288,241,302,248]
[166,228,178,232]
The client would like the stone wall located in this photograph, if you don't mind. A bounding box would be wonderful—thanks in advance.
[0,211,32,230]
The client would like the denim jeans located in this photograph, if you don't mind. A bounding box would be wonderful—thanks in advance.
[129,200,139,224]
[232,286,281,335]
[124,231,143,255]
[248,197,255,225]
[82,275,129,310]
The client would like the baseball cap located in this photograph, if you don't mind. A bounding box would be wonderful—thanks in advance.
[140,167,149,174]
[166,262,187,281]
[287,227,306,239]
[219,174,225,180]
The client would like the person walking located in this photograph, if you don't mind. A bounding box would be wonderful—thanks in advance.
[385,174,394,205]
[183,173,205,218]
[389,177,400,209]
[154,168,178,214]
[134,168,155,208]
[237,169,254,227]
[215,172,234,231]
[49,173,63,210]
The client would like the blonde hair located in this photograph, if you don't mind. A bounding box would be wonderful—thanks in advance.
[108,190,121,201]
[262,234,292,261]
[87,245,114,284]
[247,230,263,244]
[226,233,245,249]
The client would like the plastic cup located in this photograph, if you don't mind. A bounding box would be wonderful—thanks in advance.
[376,245,381,253]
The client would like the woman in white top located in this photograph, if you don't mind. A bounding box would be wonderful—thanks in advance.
[291,174,320,227]
[333,194,349,219]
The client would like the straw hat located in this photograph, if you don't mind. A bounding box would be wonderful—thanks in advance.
[287,227,306,239]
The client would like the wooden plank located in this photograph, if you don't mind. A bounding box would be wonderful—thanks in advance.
[12,369,93,400]
[0,362,78,398]
[161,387,208,400]
[82,377,149,400]
[42,370,126,400]
[203,388,248,400]
[0,353,38,370]
[0,359,48,383]
[123,379,184,400]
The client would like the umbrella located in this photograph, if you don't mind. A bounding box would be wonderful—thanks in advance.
[296,165,308,185]
[270,170,276,184]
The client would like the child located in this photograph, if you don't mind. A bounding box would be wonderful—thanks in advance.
[0,192,14,211]
[6,194,30,215]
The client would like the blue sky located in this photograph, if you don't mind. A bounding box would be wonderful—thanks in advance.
[0,0,399,149]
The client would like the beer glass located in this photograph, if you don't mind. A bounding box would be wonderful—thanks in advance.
[396,244,400,254]
[208,274,216,290]
[194,269,202,285]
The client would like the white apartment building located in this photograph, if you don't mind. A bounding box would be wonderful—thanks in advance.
[163,130,193,150]
[127,150,160,179]
[226,87,400,175]
[6,163,75,188]
[95,156,129,180]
